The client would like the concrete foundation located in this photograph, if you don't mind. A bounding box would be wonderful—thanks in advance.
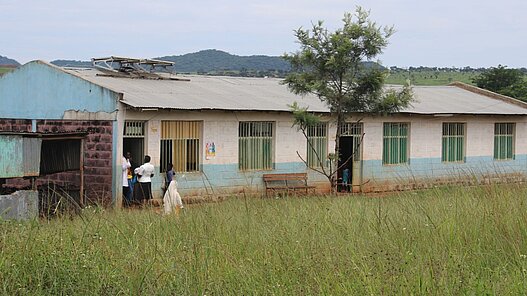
[0,190,38,221]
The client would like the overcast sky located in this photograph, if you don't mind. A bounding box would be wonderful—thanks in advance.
[1,0,526,67]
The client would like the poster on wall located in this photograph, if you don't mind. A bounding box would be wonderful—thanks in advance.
[205,142,216,160]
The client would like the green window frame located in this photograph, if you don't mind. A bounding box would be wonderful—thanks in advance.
[442,123,465,163]
[307,123,328,168]
[494,123,515,160]
[239,121,274,170]
[382,123,409,165]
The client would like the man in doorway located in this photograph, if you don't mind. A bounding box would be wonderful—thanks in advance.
[122,152,132,206]
[134,155,155,204]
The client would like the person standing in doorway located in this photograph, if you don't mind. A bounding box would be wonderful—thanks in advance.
[134,155,155,204]
[122,152,132,206]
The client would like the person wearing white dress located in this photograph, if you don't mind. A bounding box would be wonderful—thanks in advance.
[163,179,184,215]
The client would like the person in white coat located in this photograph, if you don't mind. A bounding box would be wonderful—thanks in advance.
[122,152,132,206]
[163,179,184,215]
[134,155,155,204]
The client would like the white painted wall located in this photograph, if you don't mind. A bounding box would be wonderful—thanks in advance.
[357,115,527,161]
[124,110,310,168]
[124,110,527,167]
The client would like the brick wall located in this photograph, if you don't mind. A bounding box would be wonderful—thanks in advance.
[0,119,114,205]
[0,119,32,132]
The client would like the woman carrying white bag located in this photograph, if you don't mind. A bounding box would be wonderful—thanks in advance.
[163,180,184,215]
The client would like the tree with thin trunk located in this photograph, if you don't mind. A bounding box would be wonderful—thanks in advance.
[283,8,414,193]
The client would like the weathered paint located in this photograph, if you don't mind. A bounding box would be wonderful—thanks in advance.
[22,137,42,176]
[0,61,119,119]
[0,136,24,178]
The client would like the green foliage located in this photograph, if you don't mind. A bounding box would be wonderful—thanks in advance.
[289,102,321,132]
[473,65,527,101]
[283,8,413,190]
[282,8,413,115]
[0,67,14,75]
[2,185,527,294]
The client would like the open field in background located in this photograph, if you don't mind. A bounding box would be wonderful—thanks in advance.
[385,70,479,85]
[0,67,14,75]
[1,185,527,294]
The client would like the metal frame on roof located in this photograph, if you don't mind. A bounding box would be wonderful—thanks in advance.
[91,56,177,79]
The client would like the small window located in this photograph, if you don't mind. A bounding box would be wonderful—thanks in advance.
[160,121,201,172]
[307,123,327,168]
[239,122,273,170]
[383,123,409,165]
[494,123,515,160]
[124,121,145,137]
[442,123,465,163]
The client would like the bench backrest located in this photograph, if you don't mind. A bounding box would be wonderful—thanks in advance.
[263,173,309,188]
[263,173,308,182]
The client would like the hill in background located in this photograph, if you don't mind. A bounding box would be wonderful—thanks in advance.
[51,59,92,68]
[0,55,20,66]
[50,49,291,76]
[157,49,290,73]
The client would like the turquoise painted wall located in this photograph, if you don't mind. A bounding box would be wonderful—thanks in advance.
[362,155,527,183]
[0,61,118,119]
[148,162,329,197]
[0,136,24,178]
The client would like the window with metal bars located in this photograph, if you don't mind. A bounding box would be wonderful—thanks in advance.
[494,123,515,160]
[307,123,327,167]
[442,123,465,163]
[382,122,409,165]
[239,121,274,170]
[160,121,201,173]
[123,121,145,137]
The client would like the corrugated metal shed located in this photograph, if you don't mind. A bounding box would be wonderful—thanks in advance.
[0,135,41,178]
[62,66,527,115]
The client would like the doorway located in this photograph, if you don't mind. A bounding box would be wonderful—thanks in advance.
[123,138,144,170]
[338,123,363,192]
[123,121,145,170]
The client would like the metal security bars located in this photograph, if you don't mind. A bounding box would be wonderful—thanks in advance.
[494,123,515,160]
[442,123,465,163]
[160,121,201,172]
[340,122,363,161]
[239,122,274,170]
[124,121,145,137]
[307,123,328,167]
[383,123,409,165]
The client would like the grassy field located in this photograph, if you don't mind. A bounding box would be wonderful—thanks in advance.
[1,185,527,294]
[385,70,479,85]
[0,67,14,75]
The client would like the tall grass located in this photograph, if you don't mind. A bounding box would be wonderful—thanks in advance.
[1,184,527,294]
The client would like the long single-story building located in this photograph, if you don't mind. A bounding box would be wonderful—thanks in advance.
[1,60,527,206]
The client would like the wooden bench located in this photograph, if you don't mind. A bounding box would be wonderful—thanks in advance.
[263,173,316,197]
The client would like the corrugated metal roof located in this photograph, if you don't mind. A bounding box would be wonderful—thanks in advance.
[63,67,527,115]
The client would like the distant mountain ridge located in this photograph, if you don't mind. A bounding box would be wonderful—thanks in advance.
[51,49,291,73]
[0,55,20,66]
[50,49,384,77]
[156,49,290,72]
